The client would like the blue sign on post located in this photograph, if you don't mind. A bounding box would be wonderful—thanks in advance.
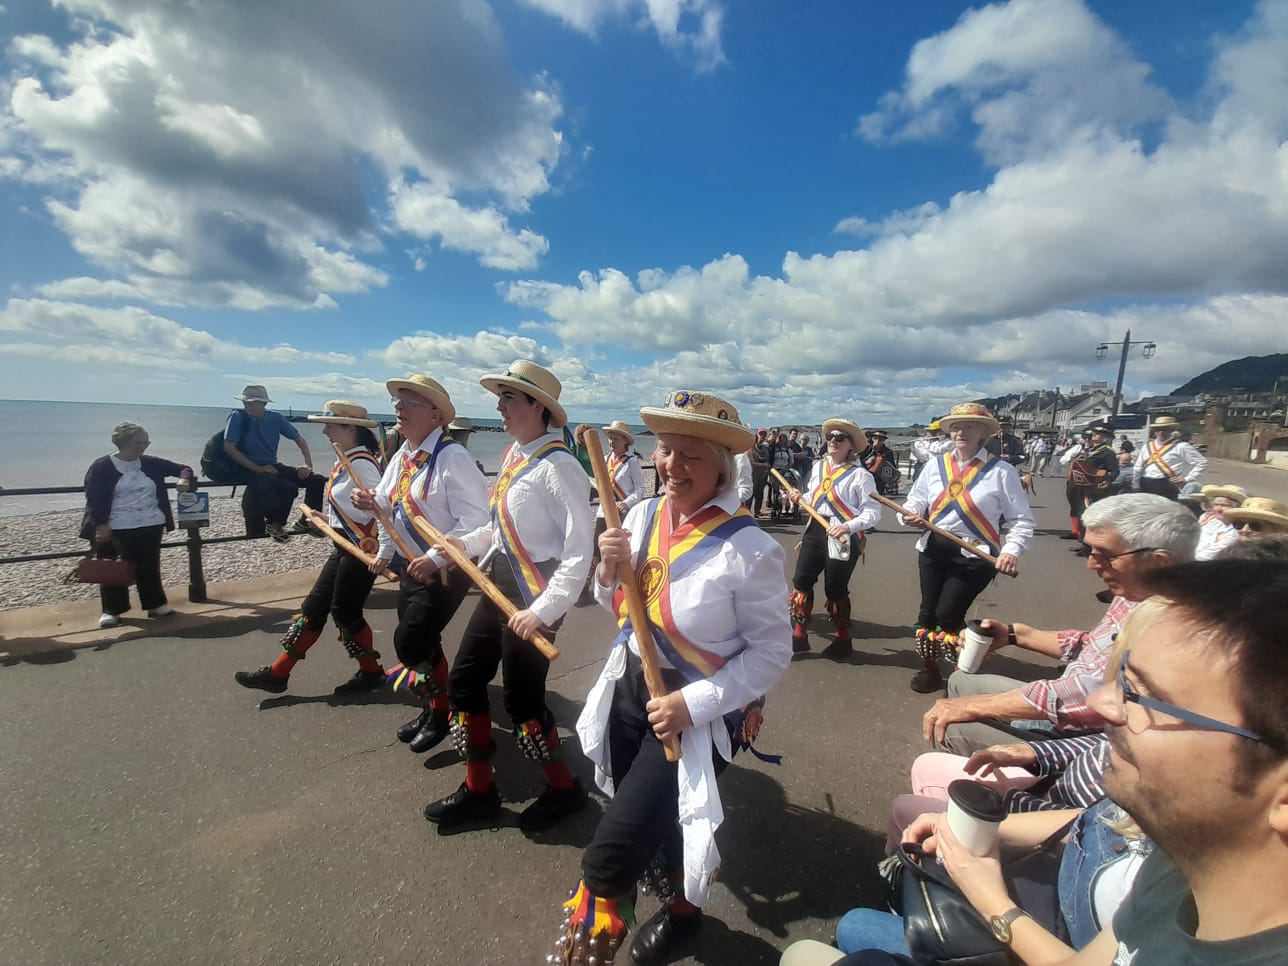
[177,490,210,528]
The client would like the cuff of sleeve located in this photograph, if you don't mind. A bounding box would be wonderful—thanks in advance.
[427,549,447,570]
[529,598,558,627]
[679,680,721,729]
[1000,541,1023,558]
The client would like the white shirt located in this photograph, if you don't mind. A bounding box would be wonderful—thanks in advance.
[802,458,881,534]
[1060,442,1087,467]
[460,432,594,626]
[325,446,383,534]
[108,456,166,529]
[911,436,952,463]
[734,452,754,504]
[901,447,1035,558]
[1195,511,1236,561]
[578,489,790,905]
[373,428,491,567]
[595,451,646,519]
[1132,436,1207,485]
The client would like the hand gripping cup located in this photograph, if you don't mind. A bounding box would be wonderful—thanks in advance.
[946,780,1007,856]
[957,619,992,674]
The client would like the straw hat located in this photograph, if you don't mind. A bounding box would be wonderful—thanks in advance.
[235,384,272,403]
[602,420,635,445]
[307,400,378,428]
[479,360,566,429]
[938,402,1001,436]
[1200,484,1247,505]
[821,418,868,452]
[639,390,753,453]
[385,373,456,424]
[1224,497,1288,532]
[447,415,473,433]
[1151,416,1179,429]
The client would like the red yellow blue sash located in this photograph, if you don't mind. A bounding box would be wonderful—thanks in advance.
[1144,439,1179,478]
[326,450,381,555]
[928,453,1002,552]
[811,460,860,521]
[491,439,571,605]
[611,496,757,682]
[389,434,458,555]
[607,453,629,501]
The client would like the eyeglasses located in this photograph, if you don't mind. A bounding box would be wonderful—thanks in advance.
[390,395,427,409]
[826,433,849,442]
[1115,649,1263,742]
[1081,544,1158,564]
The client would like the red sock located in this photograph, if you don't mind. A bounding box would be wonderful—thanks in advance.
[269,628,321,677]
[540,726,576,790]
[350,624,382,674]
[1070,516,1079,536]
[669,893,699,917]
[465,712,493,794]
[429,657,450,715]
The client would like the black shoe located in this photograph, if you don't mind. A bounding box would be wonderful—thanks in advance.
[265,523,290,543]
[234,666,288,693]
[333,669,386,694]
[910,667,944,694]
[291,517,322,537]
[397,709,430,743]
[408,711,450,753]
[1059,532,1080,540]
[791,632,810,654]
[821,637,852,661]
[518,780,588,831]
[629,906,703,966]
[423,781,502,827]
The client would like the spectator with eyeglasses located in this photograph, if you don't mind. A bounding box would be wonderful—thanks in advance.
[1223,496,1288,540]
[922,494,1198,757]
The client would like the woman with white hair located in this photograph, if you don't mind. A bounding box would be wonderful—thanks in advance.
[552,390,791,966]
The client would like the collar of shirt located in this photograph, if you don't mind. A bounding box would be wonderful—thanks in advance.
[510,430,563,457]
[409,426,445,458]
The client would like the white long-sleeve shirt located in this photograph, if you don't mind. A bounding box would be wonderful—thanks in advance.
[911,435,951,464]
[325,446,383,545]
[595,451,646,519]
[734,452,754,504]
[1132,437,1207,486]
[460,432,594,626]
[901,447,1035,558]
[801,457,881,533]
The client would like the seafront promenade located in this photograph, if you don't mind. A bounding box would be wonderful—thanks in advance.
[1,458,1283,966]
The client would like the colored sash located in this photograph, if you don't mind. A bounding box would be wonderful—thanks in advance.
[326,450,381,555]
[1144,439,1179,478]
[389,434,459,554]
[928,453,1002,552]
[811,460,861,521]
[607,453,629,501]
[491,439,571,605]
[611,497,757,682]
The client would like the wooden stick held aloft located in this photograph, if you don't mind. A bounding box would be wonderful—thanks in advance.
[300,506,397,582]
[331,443,421,565]
[867,490,1014,577]
[769,468,832,531]
[584,431,681,762]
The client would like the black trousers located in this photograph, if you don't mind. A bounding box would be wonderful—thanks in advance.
[393,565,472,670]
[1138,475,1179,500]
[751,469,769,515]
[792,520,860,600]
[582,652,727,897]
[93,525,166,615]
[235,464,325,534]
[915,533,996,634]
[300,547,378,633]
[447,559,561,724]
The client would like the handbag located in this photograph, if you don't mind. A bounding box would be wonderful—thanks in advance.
[894,816,1078,965]
[65,543,136,587]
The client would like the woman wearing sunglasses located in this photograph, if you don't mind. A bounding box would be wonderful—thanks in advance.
[1223,496,1288,541]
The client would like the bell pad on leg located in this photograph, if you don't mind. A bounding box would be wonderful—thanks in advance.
[279,614,312,660]
[516,716,563,763]
[339,629,380,662]
[552,880,634,966]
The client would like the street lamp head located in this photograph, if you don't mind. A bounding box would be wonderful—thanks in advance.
[1096,344,1109,360]
[1142,342,1157,359]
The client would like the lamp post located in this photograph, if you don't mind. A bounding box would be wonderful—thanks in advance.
[1096,329,1156,421]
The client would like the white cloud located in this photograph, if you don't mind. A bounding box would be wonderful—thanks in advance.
[391,181,550,271]
[520,0,725,71]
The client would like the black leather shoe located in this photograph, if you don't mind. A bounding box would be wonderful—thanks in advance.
[909,667,944,693]
[629,906,703,966]
[234,666,288,693]
[408,712,450,753]
[333,670,386,694]
[423,781,502,828]
[791,631,810,654]
[518,780,588,831]
[397,709,430,743]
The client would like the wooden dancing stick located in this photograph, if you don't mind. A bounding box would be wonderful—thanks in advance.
[769,468,832,531]
[409,516,560,662]
[300,506,397,582]
[865,490,1015,577]
[331,442,421,564]
[583,431,681,762]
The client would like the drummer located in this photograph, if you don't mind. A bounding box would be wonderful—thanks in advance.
[233,401,388,695]
[900,402,1034,693]
[552,390,791,966]
[785,418,881,658]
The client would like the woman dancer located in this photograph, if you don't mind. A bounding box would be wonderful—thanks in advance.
[551,390,791,966]
[785,418,880,658]
[234,401,389,694]
[901,403,1034,694]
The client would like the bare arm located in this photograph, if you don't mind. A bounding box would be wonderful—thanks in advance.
[1010,622,1063,659]
[923,687,1040,743]
[294,436,314,471]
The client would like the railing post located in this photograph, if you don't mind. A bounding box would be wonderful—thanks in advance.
[186,527,208,603]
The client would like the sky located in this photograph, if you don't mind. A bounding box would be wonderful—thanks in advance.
[2,0,1287,426]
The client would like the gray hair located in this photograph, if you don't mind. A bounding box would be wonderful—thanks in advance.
[110,421,147,448]
[1082,493,1200,562]
[651,437,737,500]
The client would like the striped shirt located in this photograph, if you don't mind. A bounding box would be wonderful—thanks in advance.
[1005,733,1108,813]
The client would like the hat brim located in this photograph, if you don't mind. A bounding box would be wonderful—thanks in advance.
[307,414,378,428]
[1224,508,1288,530]
[235,394,272,403]
[938,414,1001,436]
[1201,486,1246,505]
[822,419,868,451]
[639,409,753,453]
[480,375,566,429]
[602,426,635,445]
[386,379,456,424]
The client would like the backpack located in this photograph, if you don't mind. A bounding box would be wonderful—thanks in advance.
[200,410,250,483]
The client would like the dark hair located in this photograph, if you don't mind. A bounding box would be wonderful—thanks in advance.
[355,426,380,454]
[1145,560,1288,781]
[520,391,553,430]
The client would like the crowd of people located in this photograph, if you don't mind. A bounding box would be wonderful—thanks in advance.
[77,378,1288,965]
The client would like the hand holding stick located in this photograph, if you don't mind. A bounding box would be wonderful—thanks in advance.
[300,506,397,582]
[585,432,681,762]
[866,490,1015,577]
[769,469,829,530]
[331,443,421,565]
[409,517,559,661]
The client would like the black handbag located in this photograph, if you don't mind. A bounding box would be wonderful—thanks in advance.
[894,816,1078,965]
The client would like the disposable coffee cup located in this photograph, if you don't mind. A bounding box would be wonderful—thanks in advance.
[957,619,992,673]
[946,780,1006,856]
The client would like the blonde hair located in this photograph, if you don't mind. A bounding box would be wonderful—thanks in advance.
[110,421,147,448]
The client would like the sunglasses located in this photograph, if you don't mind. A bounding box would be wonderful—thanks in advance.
[1239,521,1272,533]
[1115,650,1263,742]
[827,432,851,442]
[1080,544,1158,564]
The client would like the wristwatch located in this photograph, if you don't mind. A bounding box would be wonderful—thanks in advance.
[989,906,1031,944]
[1006,623,1018,648]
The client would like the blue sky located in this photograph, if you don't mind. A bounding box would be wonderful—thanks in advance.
[2,0,1286,425]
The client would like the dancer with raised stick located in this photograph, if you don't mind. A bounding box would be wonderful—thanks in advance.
[422,360,594,834]
[234,401,392,695]
[551,390,791,966]
[899,402,1034,694]
[778,417,881,659]
[348,374,490,754]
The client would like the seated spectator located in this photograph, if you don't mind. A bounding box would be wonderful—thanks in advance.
[1224,496,1288,539]
[923,494,1198,756]
[81,421,194,629]
[1194,484,1245,559]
